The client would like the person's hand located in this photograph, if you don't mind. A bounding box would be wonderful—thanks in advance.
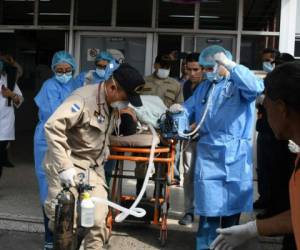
[59,168,76,187]
[213,52,236,71]
[169,103,183,113]
[210,221,258,250]
[1,85,14,98]
[288,140,300,153]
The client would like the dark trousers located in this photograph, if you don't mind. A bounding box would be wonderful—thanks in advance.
[0,141,10,178]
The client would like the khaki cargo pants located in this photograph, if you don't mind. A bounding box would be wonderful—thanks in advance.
[44,160,109,250]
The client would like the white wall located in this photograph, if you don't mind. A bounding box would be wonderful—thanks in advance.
[296,0,300,35]
[279,0,297,54]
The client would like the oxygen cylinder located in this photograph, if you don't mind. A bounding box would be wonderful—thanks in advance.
[53,186,75,250]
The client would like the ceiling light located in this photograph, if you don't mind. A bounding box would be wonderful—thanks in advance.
[199,15,220,19]
[169,14,220,19]
[5,0,50,2]
[27,12,70,16]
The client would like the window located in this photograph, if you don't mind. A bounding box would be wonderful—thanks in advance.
[158,0,194,29]
[117,0,152,27]
[74,0,112,26]
[243,0,281,31]
[80,36,146,75]
[199,0,237,30]
[0,0,34,25]
[38,0,71,25]
[241,35,279,70]
[183,35,236,58]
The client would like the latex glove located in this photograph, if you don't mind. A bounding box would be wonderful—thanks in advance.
[256,94,265,105]
[288,140,300,153]
[210,221,258,250]
[213,52,236,71]
[169,103,184,113]
[59,168,76,187]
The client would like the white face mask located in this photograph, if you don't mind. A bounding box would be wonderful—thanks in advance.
[110,101,129,110]
[262,61,274,73]
[156,68,170,79]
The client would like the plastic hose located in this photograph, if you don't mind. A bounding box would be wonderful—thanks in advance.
[92,124,157,222]
[179,83,216,138]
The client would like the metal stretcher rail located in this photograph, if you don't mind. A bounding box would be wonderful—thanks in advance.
[106,143,175,246]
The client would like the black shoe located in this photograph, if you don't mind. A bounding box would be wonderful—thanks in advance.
[253,199,266,209]
[171,178,180,186]
[178,213,194,226]
[3,161,15,168]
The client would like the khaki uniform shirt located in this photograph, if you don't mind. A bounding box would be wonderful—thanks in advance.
[44,83,116,178]
[140,74,183,108]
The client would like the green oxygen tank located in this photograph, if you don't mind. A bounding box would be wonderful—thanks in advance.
[53,185,75,250]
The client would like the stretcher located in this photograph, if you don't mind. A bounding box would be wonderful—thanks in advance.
[106,132,175,246]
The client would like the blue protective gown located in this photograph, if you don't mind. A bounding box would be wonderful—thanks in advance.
[183,65,264,217]
[34,77,78,204]
[73,70,104,88]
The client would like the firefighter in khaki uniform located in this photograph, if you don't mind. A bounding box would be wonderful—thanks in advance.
[141,54,183,108]
[43,64,145,250]
[135,54,184,194]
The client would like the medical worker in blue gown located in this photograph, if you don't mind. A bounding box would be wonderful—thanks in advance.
[34,51,78,250]
[171,45,264,249]
[74,51,118,87]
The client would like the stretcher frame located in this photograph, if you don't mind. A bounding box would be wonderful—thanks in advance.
[106,143,175,246]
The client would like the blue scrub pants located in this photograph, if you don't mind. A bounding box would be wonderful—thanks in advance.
[43,209,53,249]
[34,139,53,248]
[196,213,240,250]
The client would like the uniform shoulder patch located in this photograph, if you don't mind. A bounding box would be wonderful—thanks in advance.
[71,103,81,112]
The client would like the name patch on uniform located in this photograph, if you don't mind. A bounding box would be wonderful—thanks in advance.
[71,103,80,112]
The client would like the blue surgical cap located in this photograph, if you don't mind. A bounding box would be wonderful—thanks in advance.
[95,51,113,63]
[199,45,227,68]
[51,51,76,71]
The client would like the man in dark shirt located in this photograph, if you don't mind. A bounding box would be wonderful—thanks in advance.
[255,52,297,249]
[178,52,204,225]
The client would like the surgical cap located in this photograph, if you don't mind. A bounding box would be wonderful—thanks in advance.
[199,45,227,68]
[51,51,76,71]
[95,51,114,63]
